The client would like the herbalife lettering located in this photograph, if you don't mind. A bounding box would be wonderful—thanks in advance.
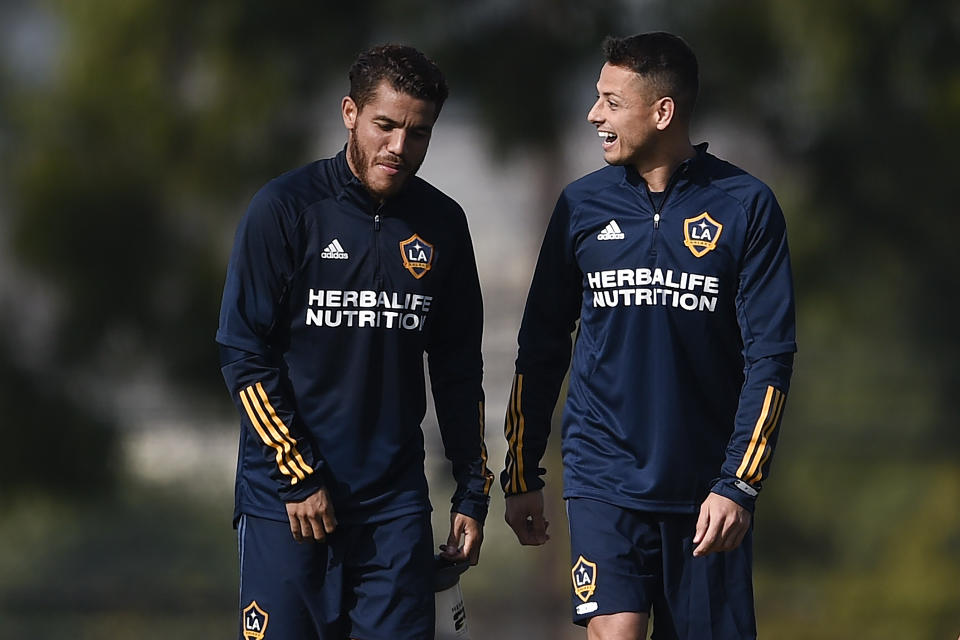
[305,289,432,330]
[587,268,719,312]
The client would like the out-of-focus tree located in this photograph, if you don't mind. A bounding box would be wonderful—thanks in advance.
[1,0,959,637]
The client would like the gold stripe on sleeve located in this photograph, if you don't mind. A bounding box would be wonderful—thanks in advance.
[239,387,297,482]
[245,385,305,481]
[255,382,314,477]
[746,390,786,482]
[736,386,775,480]
[503,375,519,493]
[515,374,527,492]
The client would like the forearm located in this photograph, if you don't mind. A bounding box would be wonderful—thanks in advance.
[220,345,323,500]
[715,351,793,510]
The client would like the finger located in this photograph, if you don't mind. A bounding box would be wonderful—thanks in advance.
[446,521,463,550]
[529,513,549,543]
[288,514,305,543]
[321,509,338,535]
[462,533,482,565]
[693,503,710,545]
[693,519,720,557]
[304,514,326,542]
[510,523,530,545]
[518,515,547,546]
[439,520,466,559]
[508,517,535,545]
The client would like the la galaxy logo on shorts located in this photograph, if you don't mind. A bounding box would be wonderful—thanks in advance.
[683,211,723,258]
[572,555,599,614]
[242,601,269,640]
[399,234,434,279]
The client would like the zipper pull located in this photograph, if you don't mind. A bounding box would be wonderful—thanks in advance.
[653,213,660,229]
[374,213,381,231]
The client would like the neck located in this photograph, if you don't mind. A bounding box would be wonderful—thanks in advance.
[634,137,696,192]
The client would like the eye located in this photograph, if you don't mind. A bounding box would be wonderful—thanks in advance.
[607,100,618,109]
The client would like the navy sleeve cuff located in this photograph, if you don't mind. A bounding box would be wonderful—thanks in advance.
[710,477,758,513]
[451,493,490,525]
[279,473,325,503]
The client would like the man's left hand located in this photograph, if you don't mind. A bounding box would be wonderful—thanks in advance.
[439,512,483,565]
[692,492,751,557]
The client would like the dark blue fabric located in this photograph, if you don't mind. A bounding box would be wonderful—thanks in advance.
[238,513,435,640]
[504,144,796,512]
[219,150,490,526]
[567,498,757,639]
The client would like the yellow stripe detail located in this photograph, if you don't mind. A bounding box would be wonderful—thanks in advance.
[748,391,785,482]
[245,385,305,481]
[515,374,527,492]
[503,375,519,492]
[255,382,314,477]
[736,386,775,479]
[239,388,297,482]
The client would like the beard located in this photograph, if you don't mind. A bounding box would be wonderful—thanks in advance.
[347,132,420,201]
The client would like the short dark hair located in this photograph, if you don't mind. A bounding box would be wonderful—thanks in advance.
[348,44,449,118]
[602,32,699,121]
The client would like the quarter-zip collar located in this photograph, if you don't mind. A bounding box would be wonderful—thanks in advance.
[622,142,708,196]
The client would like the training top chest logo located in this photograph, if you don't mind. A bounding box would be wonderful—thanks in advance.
[399,234,434,279]
[683,212,723,257]
[597,219,625,240]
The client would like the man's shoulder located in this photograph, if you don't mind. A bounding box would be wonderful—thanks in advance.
[404,175,464,214]
[562,165,624,207]
[695,150,778,207]
[253,157,337,210]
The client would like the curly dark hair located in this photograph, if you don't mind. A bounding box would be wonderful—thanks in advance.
[602,32,699,122]
[348,44,449,118]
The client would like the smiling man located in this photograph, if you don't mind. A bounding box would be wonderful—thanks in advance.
[217,44,492,640]
[502,33,797,640]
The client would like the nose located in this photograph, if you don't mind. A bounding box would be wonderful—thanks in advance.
[386,129,406,156]
[587,98,603,125]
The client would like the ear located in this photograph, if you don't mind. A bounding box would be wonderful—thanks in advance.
[653,96,676,131]
[342,96,358,130]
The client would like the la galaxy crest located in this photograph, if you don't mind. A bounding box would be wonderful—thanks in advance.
[242,601,269,640]
[683,211,723,257]
[399,234,434,279]
[572,555,598,603]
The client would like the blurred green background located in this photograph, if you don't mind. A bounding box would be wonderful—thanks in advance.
[1,0,958,638]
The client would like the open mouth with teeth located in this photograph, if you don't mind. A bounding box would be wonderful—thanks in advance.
[598,131,618,148]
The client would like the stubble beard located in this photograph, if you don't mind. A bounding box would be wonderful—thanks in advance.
[347,132,418,201]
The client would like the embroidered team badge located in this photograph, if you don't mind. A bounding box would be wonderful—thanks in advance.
[572,555,598,603]
[399,234,434,279]
[683,211,723,258]
[242,601,269,640]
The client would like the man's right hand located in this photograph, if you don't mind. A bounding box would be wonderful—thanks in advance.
[505,490,550,545]
[286,487,337,543]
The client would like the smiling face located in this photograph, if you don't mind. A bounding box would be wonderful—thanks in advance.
[586,63,674,169]
[342,80,437,201]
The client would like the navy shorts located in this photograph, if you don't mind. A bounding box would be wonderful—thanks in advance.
[567,498,756,640]
[237,511,435,640]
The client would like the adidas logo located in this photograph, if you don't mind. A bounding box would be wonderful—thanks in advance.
[597,220,625,240]
[321,238,349,260]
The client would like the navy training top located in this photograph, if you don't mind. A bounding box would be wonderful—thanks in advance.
[503,143,796,513]
[218,149,493,526]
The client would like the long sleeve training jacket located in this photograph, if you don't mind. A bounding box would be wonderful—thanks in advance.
[218,149,493,526]
[503,143,796,513]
